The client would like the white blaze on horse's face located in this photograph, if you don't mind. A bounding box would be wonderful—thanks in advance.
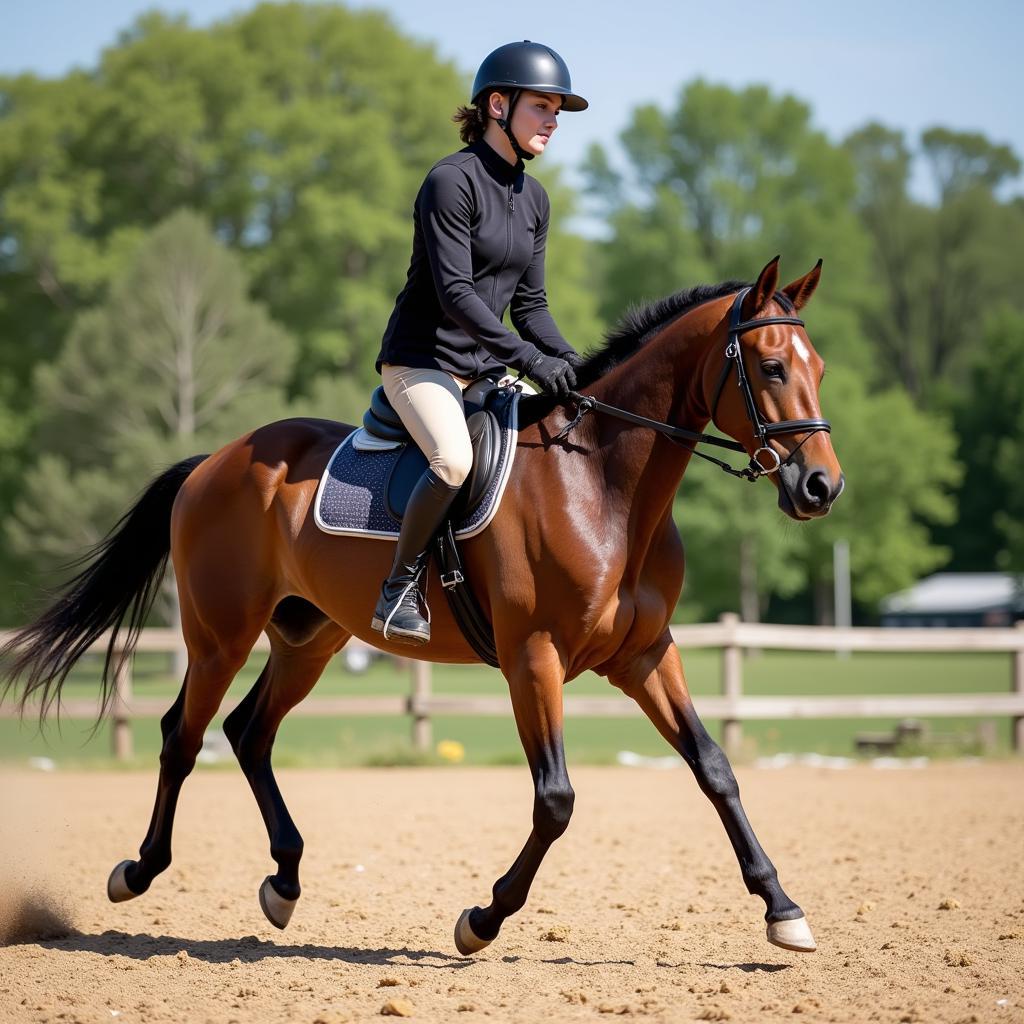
[790,332,811,365]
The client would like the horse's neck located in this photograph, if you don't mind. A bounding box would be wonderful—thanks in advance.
[585,318,717,548]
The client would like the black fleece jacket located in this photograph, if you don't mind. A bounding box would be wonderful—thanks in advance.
[376,138,575,379]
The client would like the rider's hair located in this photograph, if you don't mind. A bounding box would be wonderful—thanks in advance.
[452,100,489,144]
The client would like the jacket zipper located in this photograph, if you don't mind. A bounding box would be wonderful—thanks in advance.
[488,182,515,311]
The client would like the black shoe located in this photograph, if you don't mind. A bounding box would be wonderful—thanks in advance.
[370,468,463,645]
[371,555,430,645]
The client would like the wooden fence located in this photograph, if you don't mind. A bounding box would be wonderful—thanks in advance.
[2,613,1023,760]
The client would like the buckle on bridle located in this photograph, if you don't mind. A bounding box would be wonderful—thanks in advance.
[751,446,782,476]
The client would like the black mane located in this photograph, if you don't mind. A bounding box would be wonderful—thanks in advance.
[518,277,789,423]
[573,279,751,389]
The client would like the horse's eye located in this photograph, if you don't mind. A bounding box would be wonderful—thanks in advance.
[762,362,785,381]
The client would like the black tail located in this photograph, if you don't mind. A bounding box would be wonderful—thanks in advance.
[0,454,209,723]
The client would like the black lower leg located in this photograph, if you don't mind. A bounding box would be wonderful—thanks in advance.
[228,672,304,902]
[127,685,193,893]
[470,736,574,940]
[678,714,801,922]
[237,728,304,901]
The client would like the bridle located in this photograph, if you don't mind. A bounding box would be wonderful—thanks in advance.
[549,287,832,482]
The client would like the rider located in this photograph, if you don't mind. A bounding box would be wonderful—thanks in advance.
[372,40,589,645]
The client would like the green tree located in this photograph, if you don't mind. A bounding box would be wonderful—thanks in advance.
[582,79,875,369]
[933,309,1024,574]
[845,124,1024,405]
[6,210,296,614]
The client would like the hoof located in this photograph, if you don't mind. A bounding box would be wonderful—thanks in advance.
[454,907,491,956]
[259,876,298,930]
[766,914,817,953]
[107,860,141,903]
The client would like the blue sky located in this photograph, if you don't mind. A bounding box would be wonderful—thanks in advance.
[4,0,1022,212]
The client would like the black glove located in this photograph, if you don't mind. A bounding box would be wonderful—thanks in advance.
[562,350,586,372]
[526,352,577,400]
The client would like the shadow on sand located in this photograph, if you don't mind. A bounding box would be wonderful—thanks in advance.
[31,929,473,969]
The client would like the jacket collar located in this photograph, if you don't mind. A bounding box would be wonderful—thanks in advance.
[467,138,524,184]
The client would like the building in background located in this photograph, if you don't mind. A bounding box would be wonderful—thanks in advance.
[880,573,1023,628]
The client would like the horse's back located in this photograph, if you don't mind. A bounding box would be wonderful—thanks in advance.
[171,417,355,554]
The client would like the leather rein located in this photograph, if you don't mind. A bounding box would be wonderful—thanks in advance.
[550,288,832,482]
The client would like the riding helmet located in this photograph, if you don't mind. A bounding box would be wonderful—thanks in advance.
[471,41,589,112]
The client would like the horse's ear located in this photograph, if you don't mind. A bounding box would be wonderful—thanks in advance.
[742,256,781,319]
[781,259,823,311]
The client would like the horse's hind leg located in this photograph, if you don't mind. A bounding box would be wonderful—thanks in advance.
[609,632,816,953]
[454,640,574,955]
[107,616,265,902]
[223,608,349,929]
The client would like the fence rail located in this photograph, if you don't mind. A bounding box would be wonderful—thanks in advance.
[2,614,1022,760]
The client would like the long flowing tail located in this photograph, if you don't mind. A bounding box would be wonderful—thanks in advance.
[0,454,209,722]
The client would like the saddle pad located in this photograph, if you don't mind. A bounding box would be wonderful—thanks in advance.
[314,389,520,540]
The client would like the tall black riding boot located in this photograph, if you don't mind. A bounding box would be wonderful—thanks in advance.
[371,468,463,644]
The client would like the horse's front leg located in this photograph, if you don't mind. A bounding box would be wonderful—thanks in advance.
[609,632,816,953]
[454,639,573,956]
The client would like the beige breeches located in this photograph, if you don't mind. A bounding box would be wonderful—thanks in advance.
[381,364,474,487]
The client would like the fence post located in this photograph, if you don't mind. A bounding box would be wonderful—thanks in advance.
[719,612,743,758]
[410,659,432,753]
[1014,622,1024,754]
[111,650,133,762]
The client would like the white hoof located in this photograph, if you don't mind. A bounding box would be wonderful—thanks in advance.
[766,914,817,952]
[454,907,491,956]
[259,876,297,930]
[107,860,140,903]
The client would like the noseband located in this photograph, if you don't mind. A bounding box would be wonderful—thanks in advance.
[550,287,832,482]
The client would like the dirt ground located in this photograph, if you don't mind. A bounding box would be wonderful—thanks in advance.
[1,762,1022,1024]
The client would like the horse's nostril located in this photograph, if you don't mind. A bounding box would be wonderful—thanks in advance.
[804,470,831,507]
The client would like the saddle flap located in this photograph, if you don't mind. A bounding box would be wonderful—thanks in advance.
[384,407,504,524]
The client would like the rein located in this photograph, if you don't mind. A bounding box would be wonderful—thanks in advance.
[551,288,832,483]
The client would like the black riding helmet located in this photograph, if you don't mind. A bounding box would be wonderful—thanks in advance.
[471,40,588,162]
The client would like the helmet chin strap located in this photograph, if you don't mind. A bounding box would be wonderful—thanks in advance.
[495,89,534,162]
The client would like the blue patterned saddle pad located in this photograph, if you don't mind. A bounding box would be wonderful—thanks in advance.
[314,389,520,540]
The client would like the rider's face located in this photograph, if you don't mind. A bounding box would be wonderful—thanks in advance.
[510,91,562,155]
[487,90,562,157]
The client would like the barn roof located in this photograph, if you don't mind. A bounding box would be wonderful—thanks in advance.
[881,573,1022,615]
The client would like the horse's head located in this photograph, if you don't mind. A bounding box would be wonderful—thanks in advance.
[705,257,844,520]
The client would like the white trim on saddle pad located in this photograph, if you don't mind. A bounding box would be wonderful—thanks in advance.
[312,390,521,541]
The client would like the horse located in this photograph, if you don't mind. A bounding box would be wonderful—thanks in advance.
[1,256,843,956]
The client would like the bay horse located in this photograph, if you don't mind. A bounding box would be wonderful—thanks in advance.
[1,257,843,956]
